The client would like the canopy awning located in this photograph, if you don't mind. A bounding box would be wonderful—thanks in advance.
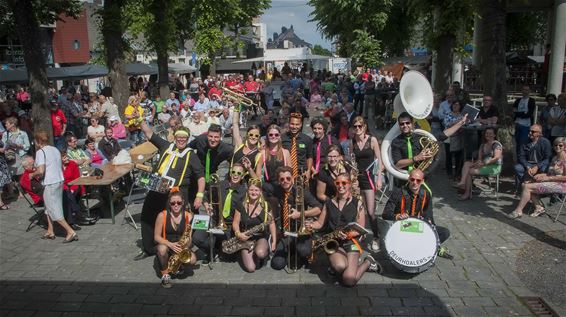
[0,62,196,84]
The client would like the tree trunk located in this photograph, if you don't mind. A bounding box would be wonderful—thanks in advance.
[208,53,217,76]
[154,0,170,98]
[433,33,455,94]
[8,0,52,142]
[477,0,511,170]
[102,0,129,119]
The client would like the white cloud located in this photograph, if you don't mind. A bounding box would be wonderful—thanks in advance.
[260,0,332,49]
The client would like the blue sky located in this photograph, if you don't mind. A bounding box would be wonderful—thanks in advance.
[260,0,333,49]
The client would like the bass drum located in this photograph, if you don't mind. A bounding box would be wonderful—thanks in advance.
[380,123,438,181]
[384,218,440,273]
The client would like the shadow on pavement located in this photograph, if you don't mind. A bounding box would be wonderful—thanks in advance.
[0,280,453,316]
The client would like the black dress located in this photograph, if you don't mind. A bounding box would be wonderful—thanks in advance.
[324,197,360,252]
[236,200,269,240]
[352,137,375,190]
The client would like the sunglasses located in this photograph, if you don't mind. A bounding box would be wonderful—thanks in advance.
[555,144,564,148]
[399,121,412,126]
[334,180,350,187]
[409,177,423,184]
[231,170,245,176]
[170,201,183,206]
[353,124,363,129]
[247,133,260,139]
[268,133,280,137]
[279,176,292,182]
[290,112,303,118]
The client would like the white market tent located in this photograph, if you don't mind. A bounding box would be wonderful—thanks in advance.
[233,48,332,63]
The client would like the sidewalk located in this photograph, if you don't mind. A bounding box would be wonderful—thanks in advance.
[1,114,565,316]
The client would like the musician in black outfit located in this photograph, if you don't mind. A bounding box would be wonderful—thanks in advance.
[135,122,205,260]
[380,169,452,258]
[308,172,379,286]
[189,124,234,184]
[391,111,466,176]
[310,117,340,177]
[269,166,322,270]
[192,163,247,259]
[282,113,313,179]
[153,188,196,288]
[232,178,277,272]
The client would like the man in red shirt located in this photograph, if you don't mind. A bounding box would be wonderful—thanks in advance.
[207,81,223,100]
[20,156,43,205]
[50,99,67,150]
[243,75,259,93]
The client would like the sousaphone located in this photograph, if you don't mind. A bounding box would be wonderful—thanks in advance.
[381,71,437,181]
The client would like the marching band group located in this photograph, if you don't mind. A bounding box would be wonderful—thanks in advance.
[132,72,468,288]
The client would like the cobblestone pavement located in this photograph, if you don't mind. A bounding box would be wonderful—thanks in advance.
[1,120,566,316]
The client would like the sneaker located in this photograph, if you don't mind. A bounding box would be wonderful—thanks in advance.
[365,254,380,273]
[371,239,380,252]
[327,267,336,276]
[161,274,172,288]
[133,251,150,261]
[437,246,454,260]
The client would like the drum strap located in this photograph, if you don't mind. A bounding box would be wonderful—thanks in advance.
[399,190,427,217]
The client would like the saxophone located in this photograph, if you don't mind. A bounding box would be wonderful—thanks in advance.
[344,152,361,199]
[166,220,193,274]
[222,213,273,254]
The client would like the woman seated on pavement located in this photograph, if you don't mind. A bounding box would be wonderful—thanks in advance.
[509,137,566,219]
[84,137,108,169]
[454,127,502,200]
[154,188,196,288]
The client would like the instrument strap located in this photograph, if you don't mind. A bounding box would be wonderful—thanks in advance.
[399,189,427,217]
[176,152,191,187]
[205,149,211,183]
[406,137,414,172]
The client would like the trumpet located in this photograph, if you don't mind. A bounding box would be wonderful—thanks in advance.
[416,136,440,171]
[222,87,255,108]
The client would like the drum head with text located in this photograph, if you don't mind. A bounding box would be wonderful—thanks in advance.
[384,218,439,273]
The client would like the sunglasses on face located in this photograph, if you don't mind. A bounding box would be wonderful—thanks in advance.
[247,133,260,139]
[334,180,350,187]
[268,133,280,137]
[279,176,292,182]
[409,177,423,184]
[170,201,183,206]
[555,144,564,148]
[230,170,245,176]
[353,124,363,129]
[399,121,412,127]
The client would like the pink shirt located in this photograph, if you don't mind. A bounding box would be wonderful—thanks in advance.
[111,123,127,139]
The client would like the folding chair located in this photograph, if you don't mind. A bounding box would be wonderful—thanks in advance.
[472,173,500,200]
[15,183,46,232]
[554,195,566,222]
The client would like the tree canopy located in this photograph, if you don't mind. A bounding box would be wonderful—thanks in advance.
[312,44,332,57]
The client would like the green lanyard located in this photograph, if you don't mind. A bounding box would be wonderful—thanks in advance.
[205,149,211,183]
[406,137,414,172]
[222,189,234,218]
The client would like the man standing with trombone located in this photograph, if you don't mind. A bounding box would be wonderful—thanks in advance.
[269,166,322,271]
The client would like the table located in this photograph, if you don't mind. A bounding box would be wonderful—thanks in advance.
[69,163,133,224]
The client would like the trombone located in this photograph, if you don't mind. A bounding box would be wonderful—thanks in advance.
[286,173,311,274]
[222,87,256,108]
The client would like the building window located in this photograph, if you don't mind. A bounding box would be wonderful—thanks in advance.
[73,40,80,50]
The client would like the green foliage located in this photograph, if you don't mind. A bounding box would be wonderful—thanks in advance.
[408,0,476,58]
[309,0,417,57]
[351,30,383,67]
[312,44,332,56]
[0,0,81,38]
[506,11,547,51]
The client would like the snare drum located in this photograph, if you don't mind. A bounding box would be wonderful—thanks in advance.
[135,171,173,193]
[383,218,440,273]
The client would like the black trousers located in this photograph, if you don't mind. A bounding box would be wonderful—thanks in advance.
[271,236,312,270]
[140,191,169,255]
